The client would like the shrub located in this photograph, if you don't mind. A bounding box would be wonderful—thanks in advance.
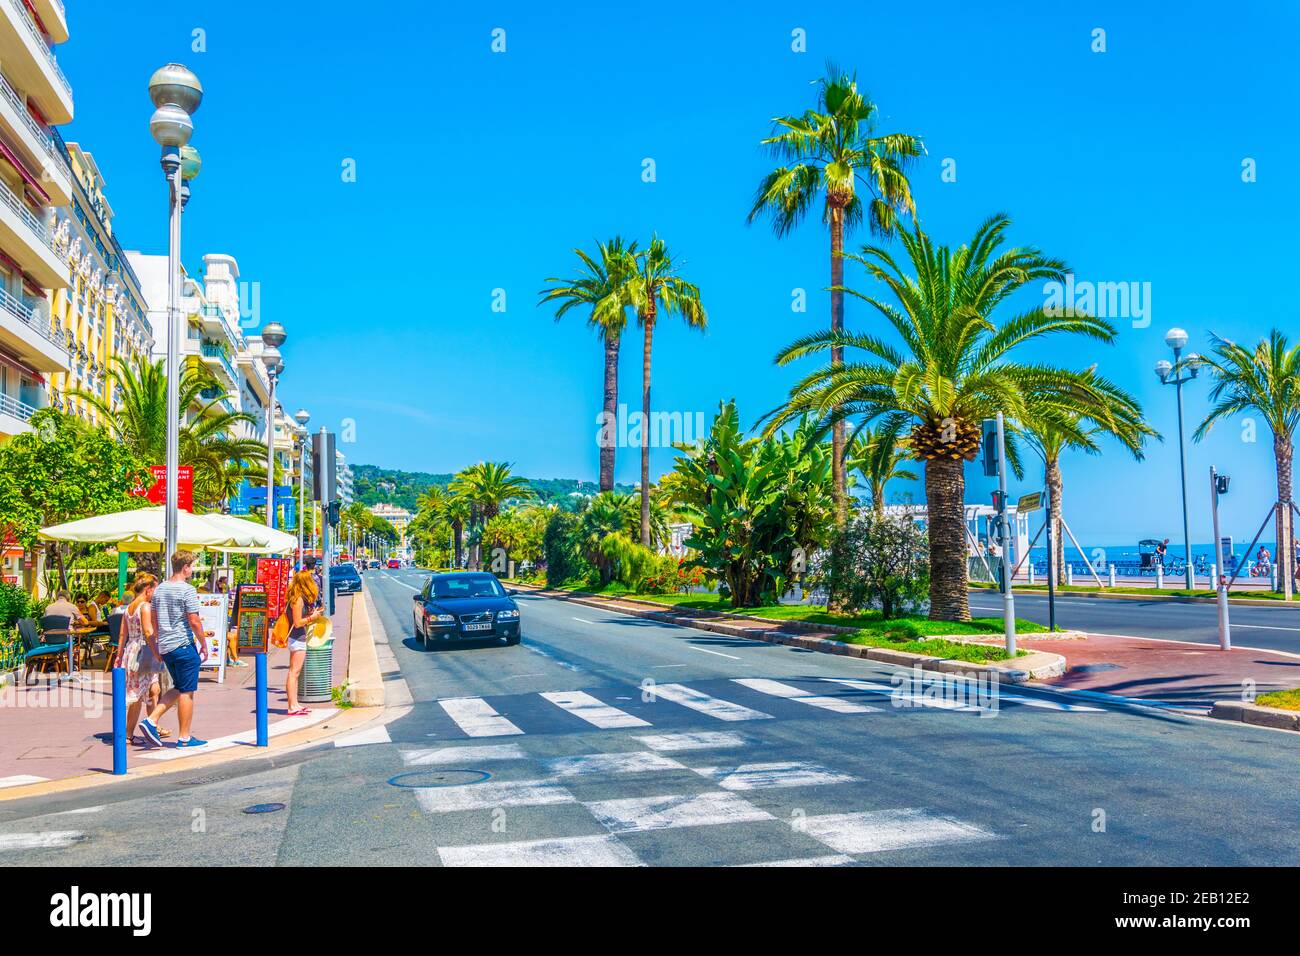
[815,508,929,619]
[0,580,32,627]
[543,511,590,587]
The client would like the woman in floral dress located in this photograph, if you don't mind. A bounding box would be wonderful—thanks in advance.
[115,573,169,744]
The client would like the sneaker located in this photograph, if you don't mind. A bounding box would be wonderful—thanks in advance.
[175,736,208,748]
[138,718,162,746]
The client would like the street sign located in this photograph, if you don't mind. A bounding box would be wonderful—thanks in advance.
[1017,492,1044,514]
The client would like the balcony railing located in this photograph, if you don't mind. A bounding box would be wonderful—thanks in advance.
[0,285,62,349]
[0,390,37,423]
[0,175,55,252]
[200,342,237,379]
[0,70,63,173]
[4,0,72,98]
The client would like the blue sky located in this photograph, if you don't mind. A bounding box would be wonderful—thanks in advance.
[63,0,1298,545]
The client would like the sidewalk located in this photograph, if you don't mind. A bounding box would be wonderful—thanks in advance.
[0,594,356,791]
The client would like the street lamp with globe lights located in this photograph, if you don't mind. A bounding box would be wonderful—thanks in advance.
[1155,327,1200,589]
[149,62,202,568]
[294,409,311,564]
[260,325,286,529]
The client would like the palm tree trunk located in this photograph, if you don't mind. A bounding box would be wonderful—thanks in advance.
[925,455,970,621]
[1275,433,1294,596]
[600,331,619,493]
[829,203,847,525]
[640,302,656,548]
[1045,455,1066,586]
[452,519,463,569]
[872,479,886,514]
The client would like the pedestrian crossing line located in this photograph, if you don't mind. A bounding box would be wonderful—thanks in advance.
[0,831,86,850]
[438,834,643,867]
[819,677,982,712]
[585,791,774,833]
[539,690,650,729]
[651,683,774,722]
[0,775,49,790]
[634,731,748,752]
[438,697,524,737]
[732,678,880,714]
[414,778,574,814]
[401,743,529,766]
[800,808,996,855]
[333,724,392,748]
[736,854,855,867]
[542,751,689,777]
[692,761,859,791]
[819,676,1104,713]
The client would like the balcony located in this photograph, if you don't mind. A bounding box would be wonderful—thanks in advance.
[30,0,67,44]
[0,0,72,124]
[0,175,68,288]
[199,342,238,384]
[0,285,66,373]
[0,69,71,205]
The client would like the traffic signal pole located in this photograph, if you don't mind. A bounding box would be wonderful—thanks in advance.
[1211,466,1231,651]
[996,412,1016,656]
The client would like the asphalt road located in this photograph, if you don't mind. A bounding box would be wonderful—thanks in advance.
[971,590,1300,653]
[2,567,1299,867]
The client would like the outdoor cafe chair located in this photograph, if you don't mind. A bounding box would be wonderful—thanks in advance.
[39,613,78,671]
[18,618,68,685]
[101,612,124,672]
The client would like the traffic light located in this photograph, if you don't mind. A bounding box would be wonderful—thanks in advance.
[981,419,999,477]
[1215,474,1231,496]
[327,500,341,527]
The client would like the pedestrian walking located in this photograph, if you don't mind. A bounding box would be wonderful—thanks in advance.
[138,551,211,749]
[114,573,170,744]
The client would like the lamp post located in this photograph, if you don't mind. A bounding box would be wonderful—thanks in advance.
[149,63,202,567]
[260,322,286,529]
[295,409,310,566]
[1155,327,1200,591]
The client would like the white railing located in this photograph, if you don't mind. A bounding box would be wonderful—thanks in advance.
[4,0,72,98]
[0,391,36,422]
[0,69,61,170]
[0,285,61,348]
[0,175,54,251]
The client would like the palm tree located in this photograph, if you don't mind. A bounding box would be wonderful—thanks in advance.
[1192,330,1300,591]
[451,462,534,569]
[847,420,917,512]
[71,354,266,509]
[441,492,471,570]
[748,65,923,522]
[1023,399,1157,585]
[539,238,637,492]
[625,237,707,547]
[765,215,1126,621]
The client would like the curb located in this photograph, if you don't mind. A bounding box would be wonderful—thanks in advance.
[513,584,1066,684]
[1208,700,1300,731]
[347,587,385,708]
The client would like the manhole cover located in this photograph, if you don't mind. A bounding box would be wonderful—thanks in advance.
[242,803,287,814]
[1073,663,1122,673]
[387,769,491,789]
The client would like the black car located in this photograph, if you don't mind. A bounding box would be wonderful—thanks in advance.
[412,572,521,648]
[330,562,363,594]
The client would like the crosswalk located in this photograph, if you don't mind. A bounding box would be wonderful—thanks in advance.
[424,675,1101,741]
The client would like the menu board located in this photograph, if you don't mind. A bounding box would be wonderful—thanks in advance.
[235,584,269,654]
[195,592,229,685]
[257,557,292,622]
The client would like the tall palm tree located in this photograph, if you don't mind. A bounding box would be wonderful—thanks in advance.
[441,492,471,570]
[765,215,1124,621]
[71,354,266,509]
[1023,400,1157,585]
[451,462,534,569]
[847,419,917,512]
[539,238,637,492]
[1193,330,1300,590]
[625,237,707,547]
[748,65,923,522]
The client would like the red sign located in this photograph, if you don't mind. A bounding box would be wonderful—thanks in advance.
[136,465,194,512]
[256,557,292,622]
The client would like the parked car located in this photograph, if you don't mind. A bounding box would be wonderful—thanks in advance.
[411,572,521,648]
[330,562,363,594]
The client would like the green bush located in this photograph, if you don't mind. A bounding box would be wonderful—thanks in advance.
[543,511,589,587]
[815,508,930,619]
[0,580,33,627]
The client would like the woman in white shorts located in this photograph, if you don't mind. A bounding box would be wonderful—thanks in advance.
[283,569,325,716]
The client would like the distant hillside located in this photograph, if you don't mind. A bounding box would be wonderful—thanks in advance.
[352,464,635,511]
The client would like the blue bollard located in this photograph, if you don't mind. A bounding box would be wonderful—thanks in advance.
[255,652,268,747]
[111,667,127,775]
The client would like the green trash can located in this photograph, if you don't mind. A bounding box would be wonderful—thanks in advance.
[297,641,334,704]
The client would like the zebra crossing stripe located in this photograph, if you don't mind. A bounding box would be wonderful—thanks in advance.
[736,854,855,867]
[819,677,981,711]
[542,751,688,777]
[438,834,642,867]
[539,690,650,728]
[692,761,859,791]
[414,778,573,813]
[0,831,85,850]
[652,683,773,722]
[585,791,773,833]
[438,697,523,737]
[634,731,748,752]
[732,678,879,714]
[401,743,528,766]
[800,808,996,854]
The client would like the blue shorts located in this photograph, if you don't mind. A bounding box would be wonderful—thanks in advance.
[162,642,201,694]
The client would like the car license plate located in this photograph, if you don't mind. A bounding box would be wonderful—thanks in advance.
[463,622,493,632]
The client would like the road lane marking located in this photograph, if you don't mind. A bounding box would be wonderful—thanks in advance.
[693,761,859,791]
[0,831,85,850]
[652,683,773,721]
[801,808,996,855]
[539,690,651,728]
[635,731,748,752]
[333,725,392,747]
[820,677,981,712]
[542,751,688,777]
[689,646,742,660]
[438,697,523,737]
[585,791,773,833]
[414,778,572,813]
[402,743,528,765]
[733,678,879,714]
[737,855,855,867]
[438,835,642,867]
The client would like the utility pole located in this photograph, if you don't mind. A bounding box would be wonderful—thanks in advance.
[996,412,1016,655]
[1211,467,1231,650]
